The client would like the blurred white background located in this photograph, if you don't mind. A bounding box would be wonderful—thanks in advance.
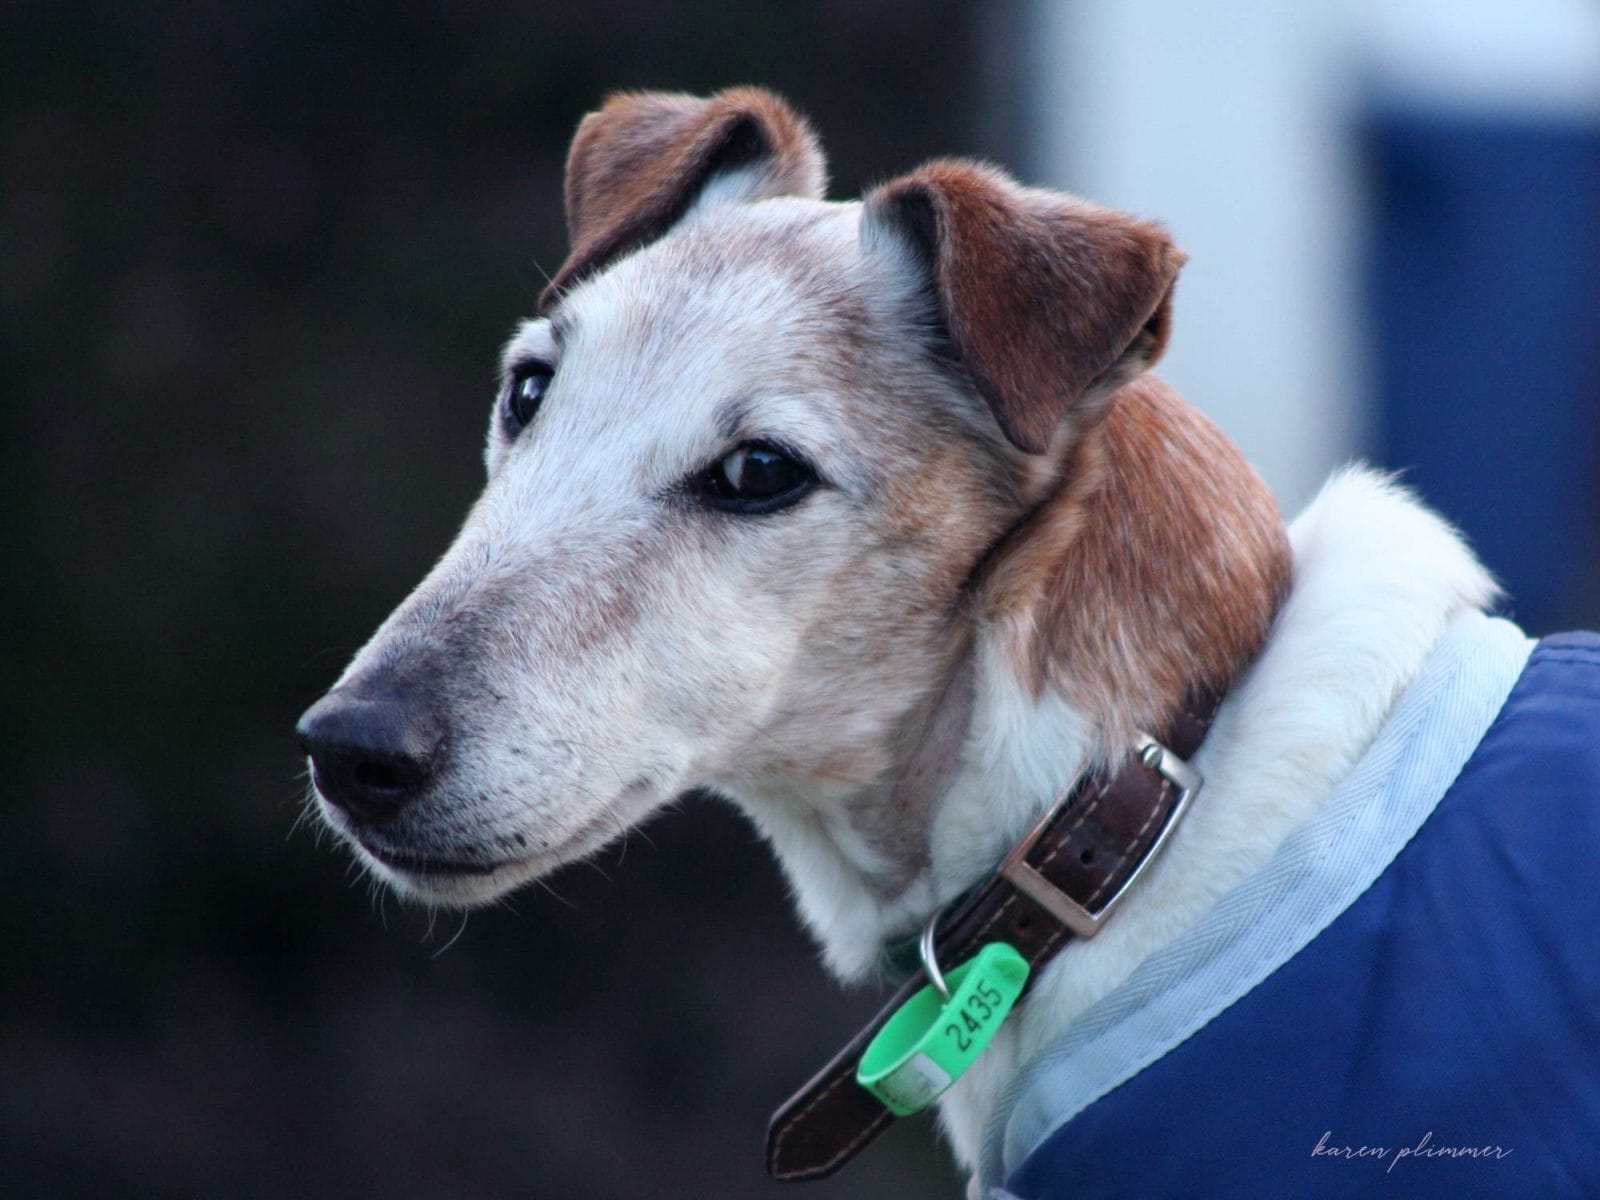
[1020,0,1600,527]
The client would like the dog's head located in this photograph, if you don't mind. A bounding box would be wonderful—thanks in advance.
[297,89,1283,943]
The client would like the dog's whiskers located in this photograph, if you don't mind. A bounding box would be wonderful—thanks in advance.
[550,737,629,791]
[531,876,577,909]
[430,910,471,958]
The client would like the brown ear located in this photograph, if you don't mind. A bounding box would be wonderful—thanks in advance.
[862,160,1185,453]
[539,87,827,312]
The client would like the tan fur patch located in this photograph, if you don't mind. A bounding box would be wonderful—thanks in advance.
[541,87,827,311]
[982,375,1293,745]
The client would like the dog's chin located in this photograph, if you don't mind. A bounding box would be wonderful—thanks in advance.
[358,847,535,907]
[325,802,628,908]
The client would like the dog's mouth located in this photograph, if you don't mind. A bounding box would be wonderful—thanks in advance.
[333,796,639,904]
[356,841,515,878]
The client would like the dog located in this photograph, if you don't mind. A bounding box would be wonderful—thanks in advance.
[297,89,1600,1197]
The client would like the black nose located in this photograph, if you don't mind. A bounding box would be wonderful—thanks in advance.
[296,685,445,823]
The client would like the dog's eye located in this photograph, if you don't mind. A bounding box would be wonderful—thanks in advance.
[503,362,554,434]
[698,442,814,513]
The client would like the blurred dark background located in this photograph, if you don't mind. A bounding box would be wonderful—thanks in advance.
[2,3,1595,1199]
[0,4,1004,1197]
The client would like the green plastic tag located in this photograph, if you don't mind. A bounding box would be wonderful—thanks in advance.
[856,942,1030,1116]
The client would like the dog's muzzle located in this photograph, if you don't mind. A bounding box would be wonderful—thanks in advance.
[296,679,446,825]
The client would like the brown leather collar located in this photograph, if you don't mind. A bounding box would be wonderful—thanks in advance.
[765,694,1222,1182]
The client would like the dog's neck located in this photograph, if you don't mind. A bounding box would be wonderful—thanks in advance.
[746,450,1498,1179]
[736,379,1292,981]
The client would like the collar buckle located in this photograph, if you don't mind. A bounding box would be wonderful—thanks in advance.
[997,734,1203,939]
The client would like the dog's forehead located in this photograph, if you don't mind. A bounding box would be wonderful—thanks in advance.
[540,199,879,402]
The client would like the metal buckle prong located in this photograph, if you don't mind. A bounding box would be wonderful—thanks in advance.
[998,734,1203,939]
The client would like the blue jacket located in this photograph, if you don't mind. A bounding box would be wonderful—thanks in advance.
[990,623,1600,1199]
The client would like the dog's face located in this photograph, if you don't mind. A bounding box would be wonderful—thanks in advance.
[304,199,1016,904]
[297,88,1186,911]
